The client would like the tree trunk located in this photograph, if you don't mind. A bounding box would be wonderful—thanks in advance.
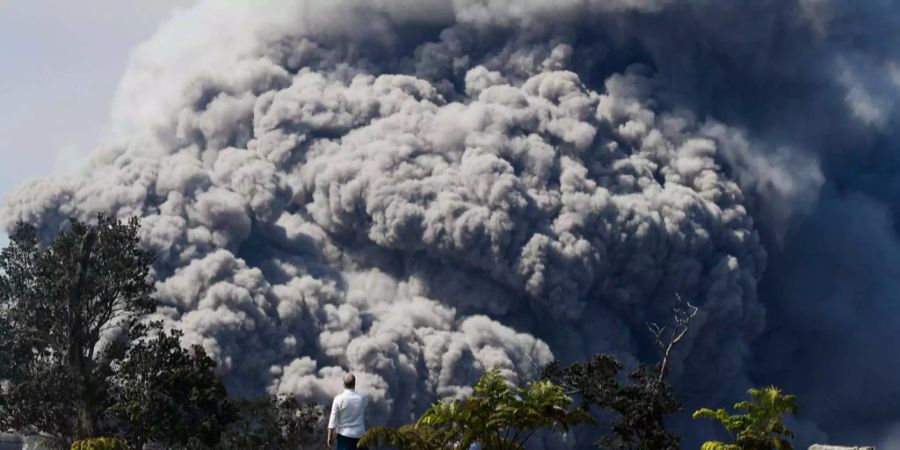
[69,230,98,441]
[75,390,98,441]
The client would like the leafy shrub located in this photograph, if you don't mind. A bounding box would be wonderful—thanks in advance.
[360,368,589,450]
[693,386,797,450]
[70,437,129,450]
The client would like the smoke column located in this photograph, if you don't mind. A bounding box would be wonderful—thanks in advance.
[3,0,899,447]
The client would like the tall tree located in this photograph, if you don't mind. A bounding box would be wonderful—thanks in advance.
[106,324,236,449]
[360,368,590,450]
[542,356,682,450]
[542,295,696,450]
[693,386,797,450]
[0,215,155,445]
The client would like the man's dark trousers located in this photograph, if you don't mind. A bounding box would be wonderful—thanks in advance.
[336,434,359,450]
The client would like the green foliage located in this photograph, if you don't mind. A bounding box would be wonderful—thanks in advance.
[70,437,129,450]
[0,216,330,449]
[542,355,682,450]
[698,442,741,450]
[0,314,14,380]
[693,386,798,450]
[362,423,456,450]
[219,396,326,450]
[106,324,236,449]
[359,368,590,450]
[0,215,155,445]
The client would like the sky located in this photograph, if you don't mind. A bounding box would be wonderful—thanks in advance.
[0,0,195,247]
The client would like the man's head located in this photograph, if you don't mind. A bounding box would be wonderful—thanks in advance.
[343,372,356,389]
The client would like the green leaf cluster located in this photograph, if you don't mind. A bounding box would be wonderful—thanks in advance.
[360,368,590,450]
[70,437,129,450]
[693,386,798,450]
[106,325,236,449]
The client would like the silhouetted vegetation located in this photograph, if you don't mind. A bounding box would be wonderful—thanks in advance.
[219,396,326,450]
[541,296,698,450]
[542,355,682,450]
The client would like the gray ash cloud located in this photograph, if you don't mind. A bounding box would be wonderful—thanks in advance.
[3,0,899,447]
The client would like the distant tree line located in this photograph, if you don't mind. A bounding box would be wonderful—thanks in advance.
[0,216,797,450]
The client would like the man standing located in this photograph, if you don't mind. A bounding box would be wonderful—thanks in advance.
[327,373,367,449]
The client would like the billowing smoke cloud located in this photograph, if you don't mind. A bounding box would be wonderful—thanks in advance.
[3,0,899,447]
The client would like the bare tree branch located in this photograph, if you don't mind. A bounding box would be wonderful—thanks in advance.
[649,293,699,383]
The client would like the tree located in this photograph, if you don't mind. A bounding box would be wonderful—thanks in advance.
[0,314,14,379]
[219,395,326,450]
[647,293,698,383]
[542,295,695,450]
[541,294,697,450]
[106,324,236,449]
[693,386,797,450]
[542,356,681,450]
[600,363,682,450]
[0,215,155,445]
[359,368,590,450]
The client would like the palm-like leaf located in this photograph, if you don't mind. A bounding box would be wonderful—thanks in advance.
[694,386,797,450]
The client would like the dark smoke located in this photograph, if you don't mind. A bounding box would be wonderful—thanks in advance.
[3,0,899,447]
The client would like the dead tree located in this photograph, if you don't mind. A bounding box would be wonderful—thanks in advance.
[647,293,698,383]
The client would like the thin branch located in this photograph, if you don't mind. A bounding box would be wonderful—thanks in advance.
[650,293,699,383]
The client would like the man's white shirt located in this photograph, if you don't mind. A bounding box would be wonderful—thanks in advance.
[328,389,367,438]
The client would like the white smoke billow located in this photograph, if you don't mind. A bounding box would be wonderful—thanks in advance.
[4,0,900,447]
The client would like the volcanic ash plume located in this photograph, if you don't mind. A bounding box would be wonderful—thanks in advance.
[6,0,900,447]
